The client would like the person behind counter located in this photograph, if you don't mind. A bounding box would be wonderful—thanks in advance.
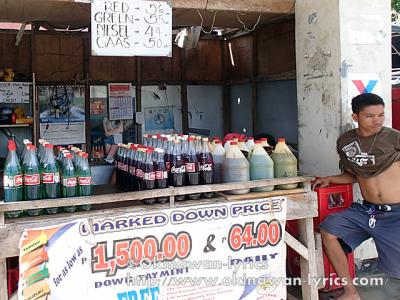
[313,93,400,300]
[103,117,123,164]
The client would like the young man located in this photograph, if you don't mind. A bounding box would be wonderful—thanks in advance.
[313,93,400,300]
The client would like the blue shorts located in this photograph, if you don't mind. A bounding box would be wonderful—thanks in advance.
[104,135,115,145]
[319,202,400,279]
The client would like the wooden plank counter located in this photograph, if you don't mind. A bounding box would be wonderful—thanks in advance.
[0,176,319,300]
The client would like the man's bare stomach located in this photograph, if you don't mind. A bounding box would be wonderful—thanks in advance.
[357,161,400,204]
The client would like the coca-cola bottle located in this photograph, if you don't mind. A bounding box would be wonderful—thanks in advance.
[41,143,61,214]
[195,136,202,156]
[181,136,189,160]
[155,148,168,204]
[170,139,185,201]
[123,145,131,191]
[165,138,174,172]
[143,149,156,204]
[142,134,149,146]
[135,148,145,191]
[21,139,31,164]
[115,144,123,187]
[199,137,214,198]
[128,145,137,191]
[185,137,200,200]
[78,152,93,211]
[23,145,43,216]
[62,154,77,213]
[3,141,24,218]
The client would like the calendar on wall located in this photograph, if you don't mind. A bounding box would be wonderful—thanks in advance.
[108,83,135,120]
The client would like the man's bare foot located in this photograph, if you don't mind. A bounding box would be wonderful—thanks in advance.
[337,288,361,300]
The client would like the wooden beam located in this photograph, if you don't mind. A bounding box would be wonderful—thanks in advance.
[0,191,317,258]
[136,57,143,143]
[181,84,189,134]
[285,231,309,260]
[41,0,296,14]
[298,218,319,300]
[0,177,315,212]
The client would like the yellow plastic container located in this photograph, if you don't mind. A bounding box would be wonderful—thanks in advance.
[271,138,298,189]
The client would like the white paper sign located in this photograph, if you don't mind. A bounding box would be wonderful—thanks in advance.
[91,0,172,57]
[108,83,134,120]
[0,82,30,103]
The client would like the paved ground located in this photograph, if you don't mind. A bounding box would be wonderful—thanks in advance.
[289,258,400,299]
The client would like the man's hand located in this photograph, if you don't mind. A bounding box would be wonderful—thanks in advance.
[312,177,331,190]
[312,172,356,190]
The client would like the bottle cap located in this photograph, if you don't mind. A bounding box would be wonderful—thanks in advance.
[278,138,285,142]
[260,138,268,141]
[213,137,220,141]
[8,144,16,151]
[230,142,237,145]
[188,137,195,141]
[248,137,254,140]
[66,154,73,159]
[239,138,245,142]
[215,140,222,144]
[255,140,262,144]
[45,143,54,149]
[202,137,209,142]
[82,153,89,158]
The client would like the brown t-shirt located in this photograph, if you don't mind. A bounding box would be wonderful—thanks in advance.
[337,127,400,178]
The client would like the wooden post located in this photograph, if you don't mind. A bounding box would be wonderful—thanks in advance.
[181,84,189,134]
[298,218,318,300]
[223,85,231,135]
[251,30,258,135]
[83,37,91,156]
[31,22,39,146]
[0,207,7,300]
[136,57,143,143]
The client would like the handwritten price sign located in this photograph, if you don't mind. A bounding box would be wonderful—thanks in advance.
[91,0,172,57]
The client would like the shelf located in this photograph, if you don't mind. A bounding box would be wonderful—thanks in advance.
[0,124,31,128]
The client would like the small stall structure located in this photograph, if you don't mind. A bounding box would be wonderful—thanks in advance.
[0,0,326,299]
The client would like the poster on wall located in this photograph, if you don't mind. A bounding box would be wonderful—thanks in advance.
[18,198,287,300]
[38,85,86,145]
[108,83,134,120]
[144,106,174,131]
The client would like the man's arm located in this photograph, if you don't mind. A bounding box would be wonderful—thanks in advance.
[312,171,356,189]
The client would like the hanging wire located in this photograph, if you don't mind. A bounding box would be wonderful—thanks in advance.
[236,12,262,32]
[197,9,218,34]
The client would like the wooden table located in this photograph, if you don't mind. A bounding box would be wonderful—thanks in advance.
[0,176,320,300]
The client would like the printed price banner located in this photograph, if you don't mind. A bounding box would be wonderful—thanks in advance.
[18,198,287,300]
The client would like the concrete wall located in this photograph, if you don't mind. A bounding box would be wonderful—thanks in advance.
[230,84,253,136]
[256,80,298,145]
[187,85,224,138]
[296,0,342,177]
[339,0,392,128]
